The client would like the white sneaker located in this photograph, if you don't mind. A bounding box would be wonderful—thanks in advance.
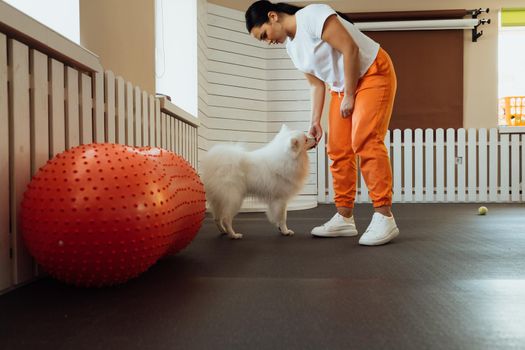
[311,213,359,237]
[359,212,400,246]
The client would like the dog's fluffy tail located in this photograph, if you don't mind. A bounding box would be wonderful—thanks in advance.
[201,144,247,223]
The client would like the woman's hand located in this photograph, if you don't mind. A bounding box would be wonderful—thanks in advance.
[341,93,355,118]
[309,122,323,143]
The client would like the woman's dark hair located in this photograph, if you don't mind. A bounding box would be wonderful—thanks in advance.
[245,0,302,33]
[245,1,353,33]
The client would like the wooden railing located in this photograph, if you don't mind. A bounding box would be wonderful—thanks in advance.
[0,1,199,294]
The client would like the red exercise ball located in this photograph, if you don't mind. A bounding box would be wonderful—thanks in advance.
[21,143,205,287]
[135,147,206,255]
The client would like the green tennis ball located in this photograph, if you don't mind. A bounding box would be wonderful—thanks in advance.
[478,206,488,215]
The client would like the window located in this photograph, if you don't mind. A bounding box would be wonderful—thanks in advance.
[155,0,198,117]
[498,8,525,126]
[4,0,79,43]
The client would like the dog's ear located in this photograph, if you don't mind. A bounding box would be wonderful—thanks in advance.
[290,137,300,155]
[280,124,289,133]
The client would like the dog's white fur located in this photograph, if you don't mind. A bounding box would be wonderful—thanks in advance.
[201,125,316,239]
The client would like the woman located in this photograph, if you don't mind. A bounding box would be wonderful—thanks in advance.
[245,1,399,245]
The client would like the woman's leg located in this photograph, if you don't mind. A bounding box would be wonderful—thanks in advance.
[327,91,357,217]
[309,90,360,238]
[351,48,397,212]
[351,48,399,246]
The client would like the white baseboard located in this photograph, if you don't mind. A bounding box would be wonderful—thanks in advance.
[205,195,318,213]
[239,195,318,212]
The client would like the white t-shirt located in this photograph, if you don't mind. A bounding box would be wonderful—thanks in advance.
[285,4,380,92]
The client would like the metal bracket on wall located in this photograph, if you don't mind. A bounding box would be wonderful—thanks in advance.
[470,8,490,42]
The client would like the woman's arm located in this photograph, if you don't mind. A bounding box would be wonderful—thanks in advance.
[321,14,360,118]
[304,72,325,142]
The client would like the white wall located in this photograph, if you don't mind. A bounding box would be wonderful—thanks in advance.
[4,0,79,43]
[156,0,198,117]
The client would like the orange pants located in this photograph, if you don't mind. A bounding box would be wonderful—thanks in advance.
[327,48,397,208]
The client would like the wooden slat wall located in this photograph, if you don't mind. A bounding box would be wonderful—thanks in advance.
[404,129,413,202]
[30,49,49,276]
[80,73,93,145]
[198,2,266,153]
[1,35,199,293]
[155,111,198,169]
[0,33,10,291]
[134,86,142,147]
[30,51,49,180]
[155,99,161,148]
[93,72,105,143]
[100,73,199,164]
[116,76,126,144]
[125,82,134,145]
[49,59,65,156]
[105,71,116,143]
[9,39,33,284]
[66,67,80,149]
[142,91,149,146]
[198,2,317,207]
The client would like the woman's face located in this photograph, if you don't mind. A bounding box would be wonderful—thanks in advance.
[250,12,287,45]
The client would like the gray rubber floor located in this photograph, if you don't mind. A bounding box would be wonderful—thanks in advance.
[1,203,525,350]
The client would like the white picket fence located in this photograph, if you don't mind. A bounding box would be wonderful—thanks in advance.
[317,128,525,203]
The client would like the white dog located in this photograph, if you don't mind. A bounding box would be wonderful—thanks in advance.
[201,125,316,239]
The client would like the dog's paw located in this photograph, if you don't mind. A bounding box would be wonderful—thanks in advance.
[279,228,294,236]
[229,233,243,239]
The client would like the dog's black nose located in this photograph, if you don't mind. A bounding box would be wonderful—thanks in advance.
[307,141,317,150]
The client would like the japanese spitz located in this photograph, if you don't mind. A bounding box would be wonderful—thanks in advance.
[201,125,316,239]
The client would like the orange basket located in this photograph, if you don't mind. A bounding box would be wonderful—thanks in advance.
[498,96,525,126]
